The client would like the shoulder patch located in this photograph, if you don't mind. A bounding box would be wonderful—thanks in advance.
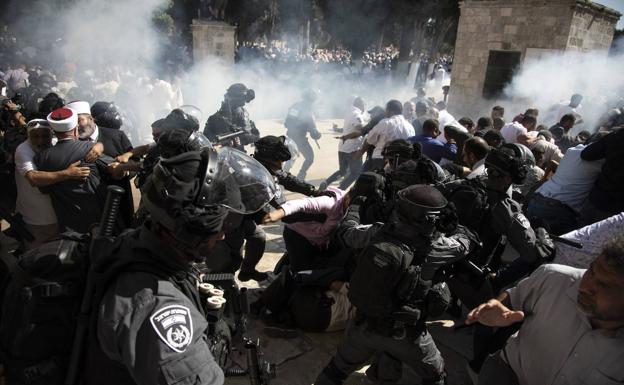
[150,305,193,353]
[514,213,531,229]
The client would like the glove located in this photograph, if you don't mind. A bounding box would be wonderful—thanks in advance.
[535,227,555,262]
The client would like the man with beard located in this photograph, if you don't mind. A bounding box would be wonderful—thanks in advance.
[35,107,116,233]
[466,235,624,385]
[67,100,135,227]
[14,119,91,248]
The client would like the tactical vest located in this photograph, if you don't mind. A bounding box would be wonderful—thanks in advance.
[348,226,432,321]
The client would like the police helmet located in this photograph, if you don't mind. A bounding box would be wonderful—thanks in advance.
[91,101,123,129]
[142,147,277,253]
[381,139,413,166]
[254,135,292,162]
[390,159,439,191]
[179,104,203,123]
[302,88,320,102]
[485,143,530,185]
[38,93,65,117]
[152,108,199,133]
[395,185,448,227]
[226,83,255,104]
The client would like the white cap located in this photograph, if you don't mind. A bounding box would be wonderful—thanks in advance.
[47,107,78,132]
[66,100,91,115]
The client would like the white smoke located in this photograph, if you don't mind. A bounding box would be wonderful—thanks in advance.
[503,48,624,133]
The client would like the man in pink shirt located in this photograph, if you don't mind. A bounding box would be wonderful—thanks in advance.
[263,186,350,273]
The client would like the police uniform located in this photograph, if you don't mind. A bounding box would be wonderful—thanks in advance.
[86,225,224,385]
[204,104,259,152]
[316,186,478,385]
[283,101,320,180]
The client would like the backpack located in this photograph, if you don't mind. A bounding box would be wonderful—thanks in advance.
[0,232,89,385]
[437,178,491,232]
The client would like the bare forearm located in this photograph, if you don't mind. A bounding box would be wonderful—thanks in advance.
[26,170,70,187]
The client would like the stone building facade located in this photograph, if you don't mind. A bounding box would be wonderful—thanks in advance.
[448,0,621,116]
[191,20,237,65]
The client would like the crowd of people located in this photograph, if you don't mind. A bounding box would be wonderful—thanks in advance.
[0,47,623,385]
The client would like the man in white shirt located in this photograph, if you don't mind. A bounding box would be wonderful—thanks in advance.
[527,143,604,235]
[500,115,536,145]
[555,93,583,125]
[467,235,624,385]
[14,119,91,249]
[322,97,368,189]
[463,137,490,179]
[356,100,415,172]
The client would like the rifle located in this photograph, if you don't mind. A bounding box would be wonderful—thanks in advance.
[215,130,246,146]
[199,274,276,385]
[64,185,125,385]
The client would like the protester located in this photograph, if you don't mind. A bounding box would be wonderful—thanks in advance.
[322,97,368,190]
[409,119,457,164]
[467,236,624,385]
[356,99,414,172]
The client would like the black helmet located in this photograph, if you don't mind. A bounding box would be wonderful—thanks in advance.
[152,108,199,133]
[254,135,292,162]
[390,159,439,192]
[302,88,320,102]
[226,83,255,104]
[485,143,530,184]
[38,92,65,118]
[157,129,213,159]
[395,185,448,227]
[91,101,123,129]
[142,147,277,255]
[382,139,413,166]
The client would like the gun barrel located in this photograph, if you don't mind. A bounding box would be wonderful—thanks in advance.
[215,130,246,143]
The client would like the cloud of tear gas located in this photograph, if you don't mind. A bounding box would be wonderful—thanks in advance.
[179,55,421,132]
[502,48,624,133]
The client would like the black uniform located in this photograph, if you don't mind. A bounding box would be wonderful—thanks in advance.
[203,104,259,152]
[316,185,478,385]
[86,225,224,385]
[93,125,135,228]
[35,139,109,233]
[283,101,320,180]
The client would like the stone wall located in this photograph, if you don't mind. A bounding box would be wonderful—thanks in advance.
[191,20,237,65]
[448,0,620,117]
[567,2,620,51]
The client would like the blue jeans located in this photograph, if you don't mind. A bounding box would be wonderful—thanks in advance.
[325,151,363,189]
[527,194,578,236]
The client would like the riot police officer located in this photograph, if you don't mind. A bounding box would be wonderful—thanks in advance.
[440,143,554,375]
[203,83,259,151]
[218,135,334,282]
[283,89,322,180]
[86,146,276,385]
[315,185,478,385]
[254,135,334,197]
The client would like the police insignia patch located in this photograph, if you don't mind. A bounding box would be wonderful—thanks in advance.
[515,213,531,229]
[150,305,193,353]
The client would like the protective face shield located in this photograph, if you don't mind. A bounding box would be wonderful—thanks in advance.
[484,144,529,185]
[395,185,448,235]
[179,104,203,124]
[91,101,123,129]
[187,131,213,151]
[195,147,277,214]
[284,137,299,159]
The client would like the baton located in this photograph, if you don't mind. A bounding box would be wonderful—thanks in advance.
[550,235,583,249]
[314,139,320,149]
